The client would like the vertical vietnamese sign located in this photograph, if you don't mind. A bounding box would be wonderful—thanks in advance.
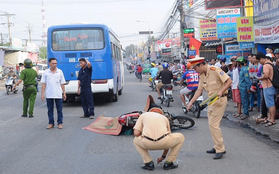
[216,8,241,38]
[199,19,218,41]
[237,16,254,42]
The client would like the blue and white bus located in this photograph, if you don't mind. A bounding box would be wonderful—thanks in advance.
[47,24,124,102]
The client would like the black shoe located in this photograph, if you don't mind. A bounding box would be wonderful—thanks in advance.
[141,161,154,170]
[213,151,226,160]
[206,148,216,154]
[163,162,178,170]
[29,115,34,118]
[21,114,27,117]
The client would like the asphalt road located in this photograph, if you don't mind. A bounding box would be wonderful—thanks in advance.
[0,70,279,174]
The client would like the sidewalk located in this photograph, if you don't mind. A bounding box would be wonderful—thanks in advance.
[225,98,279,144]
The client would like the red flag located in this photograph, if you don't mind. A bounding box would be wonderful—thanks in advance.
[189,37,202,58]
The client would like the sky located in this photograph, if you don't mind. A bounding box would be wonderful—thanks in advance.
[0,0,179,48]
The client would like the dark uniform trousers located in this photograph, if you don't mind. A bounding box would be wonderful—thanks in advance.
[80,87,94,116]
[23,86,37,115]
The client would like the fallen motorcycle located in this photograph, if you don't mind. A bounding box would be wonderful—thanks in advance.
[118,95,195,129]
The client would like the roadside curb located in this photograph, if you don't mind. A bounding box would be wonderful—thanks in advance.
[225,112,279,144]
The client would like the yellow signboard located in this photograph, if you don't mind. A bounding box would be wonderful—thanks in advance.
[199,19,218,41]
[237,16,254,42]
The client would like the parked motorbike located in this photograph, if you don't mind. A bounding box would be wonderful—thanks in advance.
[159,82,174,107]
[118,110,195,129]
[5,77,18,95]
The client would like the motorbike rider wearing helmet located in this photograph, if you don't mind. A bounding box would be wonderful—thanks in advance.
[6,67,17,84]
[274,48,279,59]
[12,58,38,118]
[236,57,251,120]
[179,62,199,109]
[219,56,228,73]
[149,63,158,86]
[156,62,173,99]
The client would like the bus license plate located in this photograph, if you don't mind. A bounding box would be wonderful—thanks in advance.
[69,58,76,62]
[166,90,172,95]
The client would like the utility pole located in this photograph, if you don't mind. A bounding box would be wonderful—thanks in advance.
[28,23,32,43]
[179,0,185,60]
[0,12,14,46]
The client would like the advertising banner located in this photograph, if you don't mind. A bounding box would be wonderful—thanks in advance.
[254,22,279,43]
[216,8,241,38]
[237,16,254,42]
[199,19,218,41]
[205,0,242,10]
[157,38,180,51]
[253,0,279,25]
[239,42,255,49]
[225,44,252,58]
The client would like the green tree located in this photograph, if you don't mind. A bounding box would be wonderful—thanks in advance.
[39,47,47,59]
[125,44,137,57]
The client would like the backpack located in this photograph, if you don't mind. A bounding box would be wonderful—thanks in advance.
[266,63,279,89]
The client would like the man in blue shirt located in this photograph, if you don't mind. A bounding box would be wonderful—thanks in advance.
[149,63,158,86]
[78,58,95,119]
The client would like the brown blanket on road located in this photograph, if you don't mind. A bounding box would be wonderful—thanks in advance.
[82,116,123,135]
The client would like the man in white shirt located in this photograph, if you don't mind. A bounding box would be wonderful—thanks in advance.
[41,58,67,129]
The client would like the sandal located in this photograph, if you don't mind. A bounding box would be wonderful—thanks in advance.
[261,119,269,124]
[234,113,241,118]
[240,114,249,120]
[265,122,276,127]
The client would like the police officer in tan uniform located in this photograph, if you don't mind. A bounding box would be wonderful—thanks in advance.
[133,107,185,170]
[187,57,232,160]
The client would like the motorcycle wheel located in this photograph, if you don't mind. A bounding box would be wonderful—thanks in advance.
[6,86,11,95]
[167,98,170,107]
[193,102,201,118]
[174,116,195,129]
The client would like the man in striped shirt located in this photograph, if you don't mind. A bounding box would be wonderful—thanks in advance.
[179,62,199,109]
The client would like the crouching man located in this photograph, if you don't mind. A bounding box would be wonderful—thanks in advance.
[133,107,185,170]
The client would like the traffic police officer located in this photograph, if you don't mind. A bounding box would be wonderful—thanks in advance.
[133,107,185,170]
[13,58,38,118]
[187,57,232,160]
[77,58,95,119]
[236,57,251,120]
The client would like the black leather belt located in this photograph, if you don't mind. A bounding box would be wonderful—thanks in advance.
[143,133,169,142]
[24,85,36,88]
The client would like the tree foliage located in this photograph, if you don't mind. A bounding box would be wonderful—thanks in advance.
[39,47,47,59]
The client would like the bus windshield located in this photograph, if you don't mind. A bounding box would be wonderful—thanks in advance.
[52,29,104,51]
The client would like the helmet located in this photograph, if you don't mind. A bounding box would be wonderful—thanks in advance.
[236,57,245,64]
[187,62,192,69]
[274,48,279,54]
[162,62,169,69]
[24,58,33,68]
[151,63,156,67]
[219,56,226,63]
[148,107,164,115]
[250,85,257,93]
